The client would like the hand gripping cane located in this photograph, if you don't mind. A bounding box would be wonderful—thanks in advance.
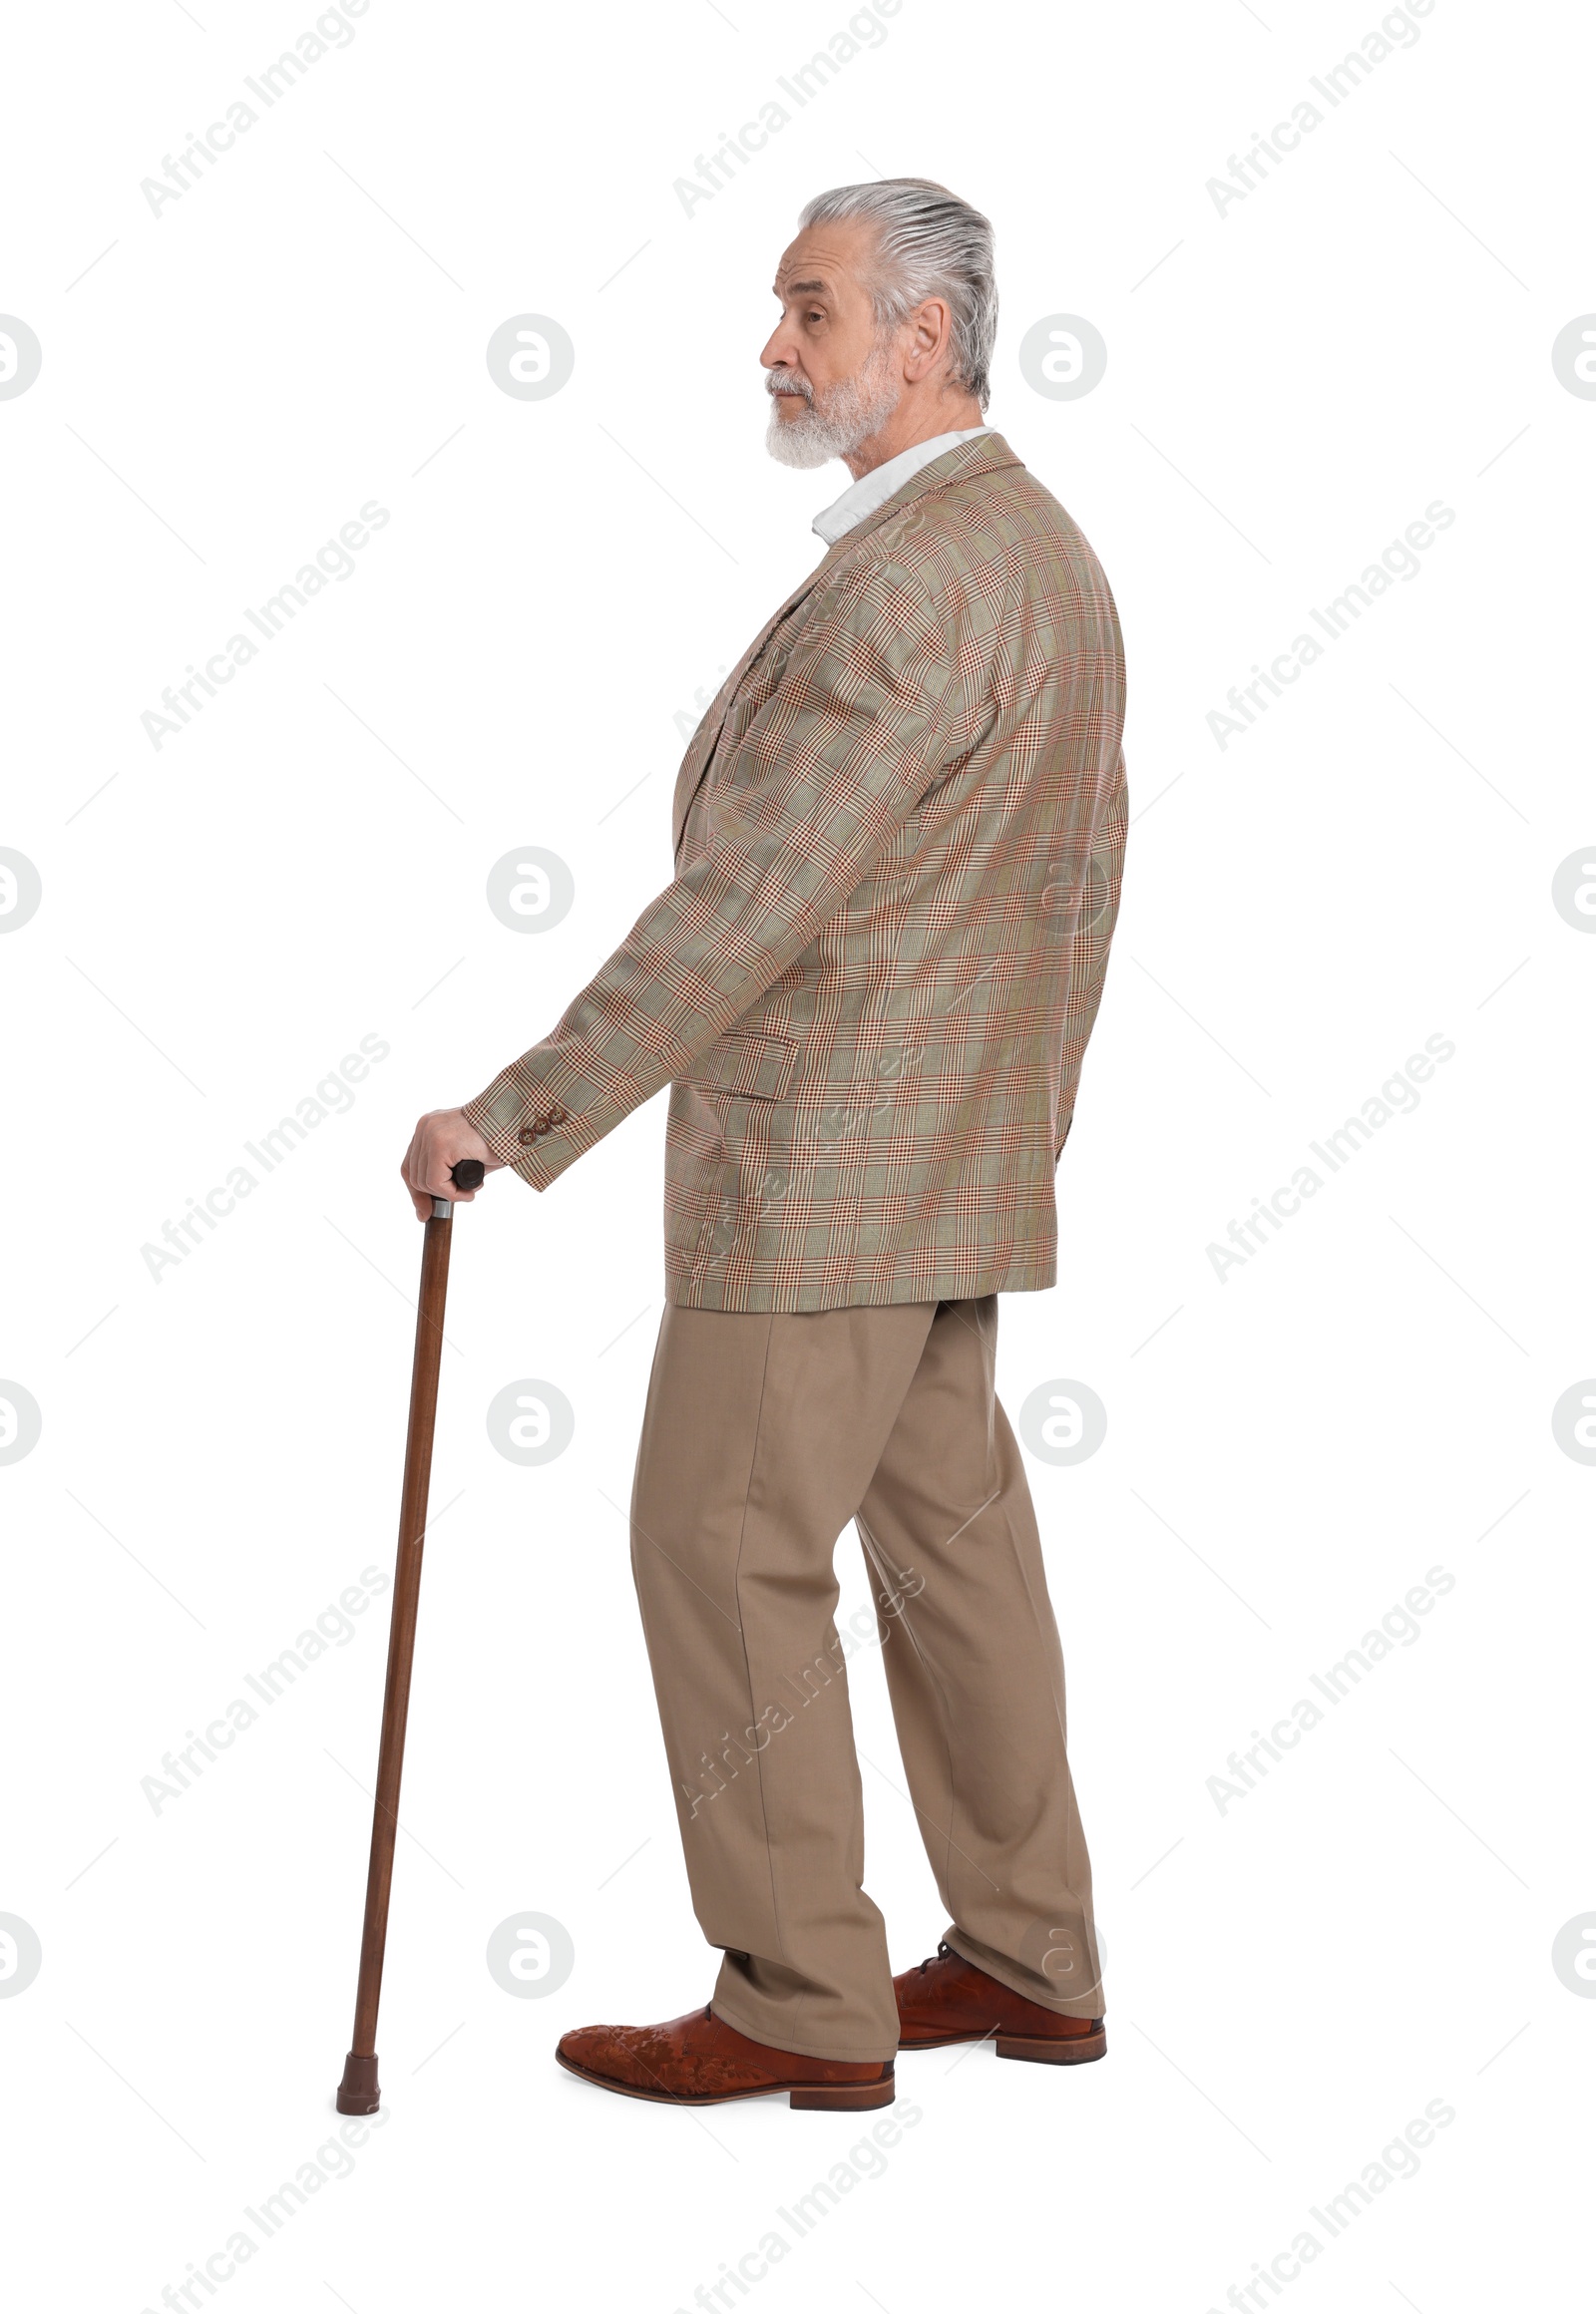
[334,1157,485,2116]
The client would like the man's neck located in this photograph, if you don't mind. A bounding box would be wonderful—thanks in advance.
[841,396,987,481]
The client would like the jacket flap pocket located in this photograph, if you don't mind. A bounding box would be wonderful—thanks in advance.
[687,1029,799,1100]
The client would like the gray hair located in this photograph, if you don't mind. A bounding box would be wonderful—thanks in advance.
[798,178,998,409]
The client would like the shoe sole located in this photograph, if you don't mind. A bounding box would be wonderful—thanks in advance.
[555,2048,896,2111]
[899,2025,1107,2065]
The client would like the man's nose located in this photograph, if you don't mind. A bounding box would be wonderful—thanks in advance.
[760,318,799,374]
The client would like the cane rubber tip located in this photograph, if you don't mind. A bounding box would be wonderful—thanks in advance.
[336,2052,381,2115]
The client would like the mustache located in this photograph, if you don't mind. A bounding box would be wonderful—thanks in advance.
[764,369,813,404]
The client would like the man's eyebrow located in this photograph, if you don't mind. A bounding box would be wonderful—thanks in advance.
[775,277,831,298]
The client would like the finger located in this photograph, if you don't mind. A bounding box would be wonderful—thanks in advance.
[419,1143,466,1203]
[402,1144,433,1218]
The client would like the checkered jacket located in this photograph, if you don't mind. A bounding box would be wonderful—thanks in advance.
[463,432,1127,1311]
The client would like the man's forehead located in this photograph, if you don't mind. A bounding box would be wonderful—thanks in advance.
[772,222,876,297]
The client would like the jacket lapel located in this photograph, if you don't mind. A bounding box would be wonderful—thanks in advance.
[669,556,840,857]
[669,432,1024,860]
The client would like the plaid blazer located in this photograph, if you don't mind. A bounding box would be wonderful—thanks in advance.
[464,432,1127,1312]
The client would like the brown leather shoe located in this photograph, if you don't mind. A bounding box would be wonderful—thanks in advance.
[556,2003,895,2111]
[895,1942,1106,2066]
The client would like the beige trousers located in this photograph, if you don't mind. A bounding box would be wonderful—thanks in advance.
[628,1294,1103,2062]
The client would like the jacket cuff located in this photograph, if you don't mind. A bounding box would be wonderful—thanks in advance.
[462,1074,579,1193]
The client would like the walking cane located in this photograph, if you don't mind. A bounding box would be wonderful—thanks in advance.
[334,1156,485,2116]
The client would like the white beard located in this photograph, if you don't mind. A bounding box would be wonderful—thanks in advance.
[764,342,903,470]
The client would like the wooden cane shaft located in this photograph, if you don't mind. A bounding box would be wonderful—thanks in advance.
[346,1208,455,2057]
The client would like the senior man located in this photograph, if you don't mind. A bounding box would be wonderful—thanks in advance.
[402,179,1127,2113]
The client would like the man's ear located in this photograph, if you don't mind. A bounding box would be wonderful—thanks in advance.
[904,298,951,381]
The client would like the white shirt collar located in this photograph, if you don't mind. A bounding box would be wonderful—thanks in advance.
[812,427,992,546]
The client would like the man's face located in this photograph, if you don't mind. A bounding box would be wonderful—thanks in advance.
[761,219,902,469]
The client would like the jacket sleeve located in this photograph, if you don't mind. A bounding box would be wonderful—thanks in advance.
[462,556,980,1189]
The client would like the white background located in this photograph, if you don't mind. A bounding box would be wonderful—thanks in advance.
[2,0,1589,2307]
